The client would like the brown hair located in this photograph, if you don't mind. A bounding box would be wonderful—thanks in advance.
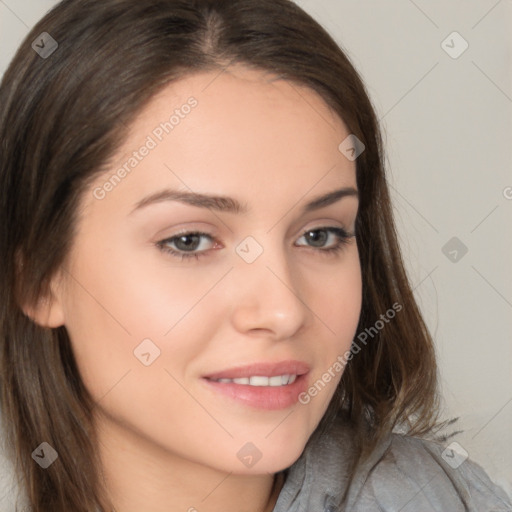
[0,0,441,510]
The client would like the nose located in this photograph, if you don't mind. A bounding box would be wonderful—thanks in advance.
[228,240,311,341]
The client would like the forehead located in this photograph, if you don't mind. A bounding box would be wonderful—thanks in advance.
[82,65,356,219]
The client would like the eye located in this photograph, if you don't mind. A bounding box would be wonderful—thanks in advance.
[295,227,354,255]
[156,231,216,261]
[156,226,355,262]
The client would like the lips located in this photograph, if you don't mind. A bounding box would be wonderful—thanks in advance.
[201,360,310,410]
[202,360,310,380]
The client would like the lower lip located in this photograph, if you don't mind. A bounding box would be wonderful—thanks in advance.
[201,374,309,410]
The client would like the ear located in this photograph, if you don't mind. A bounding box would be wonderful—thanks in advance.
[21,272,66,329]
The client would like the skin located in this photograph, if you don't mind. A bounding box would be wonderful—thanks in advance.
[32,65,362,512]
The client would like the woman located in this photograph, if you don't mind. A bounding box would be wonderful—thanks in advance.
[0,0,510,510]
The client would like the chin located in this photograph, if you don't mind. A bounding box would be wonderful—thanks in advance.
[260,446,306,473]
[223,447,306,476]
[223,422,312,475]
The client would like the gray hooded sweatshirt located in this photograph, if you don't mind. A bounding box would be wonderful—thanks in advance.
[1,418,510,511]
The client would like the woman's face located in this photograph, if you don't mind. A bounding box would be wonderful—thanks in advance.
[51,65,362,474]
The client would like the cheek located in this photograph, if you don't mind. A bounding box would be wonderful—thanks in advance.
[60,248,217,456]
[299,249,362,407]
[310,247,362,346]
[59,236,214,401]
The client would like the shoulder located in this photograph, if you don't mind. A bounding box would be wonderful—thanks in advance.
[275,418,512,512]
[345,430,512,511]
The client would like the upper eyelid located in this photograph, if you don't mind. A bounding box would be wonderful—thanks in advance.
[160,218,354,238]
[159,225,354,247]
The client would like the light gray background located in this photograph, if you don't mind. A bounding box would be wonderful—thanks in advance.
[1,0,511,500]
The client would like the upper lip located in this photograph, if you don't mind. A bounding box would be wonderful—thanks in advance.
[203,360,310,380]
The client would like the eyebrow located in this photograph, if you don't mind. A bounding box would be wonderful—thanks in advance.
[129,186,358,216]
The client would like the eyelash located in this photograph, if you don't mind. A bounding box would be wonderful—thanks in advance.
[156,226,355,262]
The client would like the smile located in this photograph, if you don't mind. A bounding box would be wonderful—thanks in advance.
[208,374,298,386]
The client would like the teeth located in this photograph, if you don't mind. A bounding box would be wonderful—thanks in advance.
[268,375,282,386]
[252,376,271,386]
[213,374,298,386]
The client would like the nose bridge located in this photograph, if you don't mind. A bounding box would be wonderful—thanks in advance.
[229,232,309,337]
